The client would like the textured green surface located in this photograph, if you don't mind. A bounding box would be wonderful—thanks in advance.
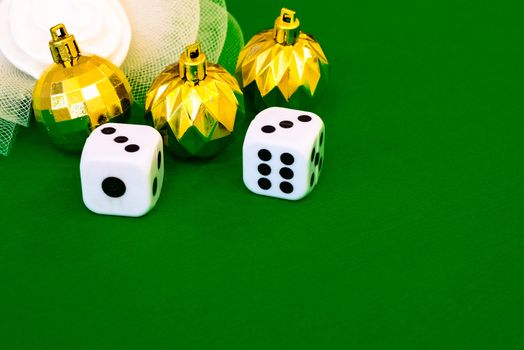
[1,0,524,348]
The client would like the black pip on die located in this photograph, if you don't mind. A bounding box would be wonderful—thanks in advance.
[243,107,325,200]
[80,123,164,217]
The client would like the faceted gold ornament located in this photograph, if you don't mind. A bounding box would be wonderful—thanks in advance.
[146,43,245,158]
[33,24,132,151]
[236,8,329,111]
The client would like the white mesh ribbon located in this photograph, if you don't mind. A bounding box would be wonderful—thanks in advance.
[0,0,244,156]
[120,0,201,105]
[0,50,33,154]
[0,118,18,155]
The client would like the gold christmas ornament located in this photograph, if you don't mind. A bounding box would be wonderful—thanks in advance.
[236,8,329,111]
[145,43,245,158]
[33,24,132,151]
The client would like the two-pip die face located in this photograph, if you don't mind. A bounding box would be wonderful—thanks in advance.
[80,123,164,217]
[243,107,325,200]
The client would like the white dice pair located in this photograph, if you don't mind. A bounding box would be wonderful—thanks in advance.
[80,123,164,217]
[243,107,325,200]
[80,107,324,218]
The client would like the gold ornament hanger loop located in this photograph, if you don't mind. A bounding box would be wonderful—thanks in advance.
[49,24,80,67]
[179,42,207,83]
[274,8,300,45]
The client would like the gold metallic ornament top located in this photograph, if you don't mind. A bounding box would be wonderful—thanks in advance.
[236,8,329,109]
[146,43,244,158]
[274,8,300,45]
[179,43,207,82]
[33,24,132,151]
[49,24,80,66]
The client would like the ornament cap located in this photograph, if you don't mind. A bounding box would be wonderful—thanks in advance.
[179,43,207,83]
[48,24,81,67]
[274,8,300,45]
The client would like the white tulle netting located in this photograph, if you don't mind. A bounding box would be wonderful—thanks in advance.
[0,51,34,127]
[0,0,244,156]
[122,0,200,105]
[0,50,33,155]
[0,118,18,155]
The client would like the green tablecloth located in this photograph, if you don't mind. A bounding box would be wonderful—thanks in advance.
[1,0,523,348]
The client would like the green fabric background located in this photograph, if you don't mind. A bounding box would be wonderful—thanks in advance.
[1,0,524,348]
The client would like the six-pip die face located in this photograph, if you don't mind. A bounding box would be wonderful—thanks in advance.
[243,107,325,200]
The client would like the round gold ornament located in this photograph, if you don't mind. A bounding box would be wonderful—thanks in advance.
[236,8,329,111]
[145,43,245,158]
[33,24,132,151]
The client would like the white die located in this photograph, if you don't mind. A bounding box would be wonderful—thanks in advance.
[80,123,164,217]
[243,107,325,200]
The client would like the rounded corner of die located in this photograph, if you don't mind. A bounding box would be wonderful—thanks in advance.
[286,191,308,201]
[242,175,252,190]
[260,106,283,114]
[129,209,151,218]
[242,177,261,196]
[81,198,102,216]
[151,127,164,142]
[318,116,326,128]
